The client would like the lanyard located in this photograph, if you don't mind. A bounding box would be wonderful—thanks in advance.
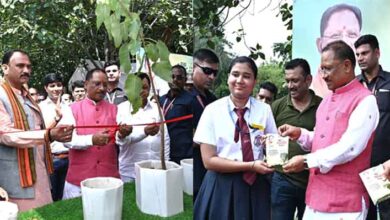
[196,95,205,109]
[162,97,176,116]
[106,91,117,104]
[362,80,378,95]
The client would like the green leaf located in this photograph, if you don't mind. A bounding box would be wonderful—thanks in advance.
[95,3,105,29]
[121,19,130,42]
[128,39,141,55]
[152,61,172,81]
[111,14,122,47]
[119,44,131,73]
[206,40,215,49]
[249,53,258,60]
[103,13,112,36]
[128,13,141,40]
[109,0,118,11]
[119,0,131,16]
[145,43,159,62]
[156,40,170,61]
[259,52,265,60]
[124,74,142,114]
[193,0,203,10]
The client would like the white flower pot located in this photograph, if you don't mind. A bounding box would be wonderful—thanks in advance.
[135,160,184,217]
[0,201,18,220]
[80,177,124,220]
[180,158,193,195]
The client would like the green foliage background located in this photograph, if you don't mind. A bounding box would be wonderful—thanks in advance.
[0,0,193,92]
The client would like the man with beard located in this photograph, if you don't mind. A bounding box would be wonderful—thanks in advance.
[271,59,322,220]
[160,65,195,164]
[104,60,127,105]
[59,68,133,199]
[0,49,73,211]
[355,34,390,220]
[39,73,70,201]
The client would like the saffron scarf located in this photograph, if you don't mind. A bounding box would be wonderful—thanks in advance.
[1,82,53,187]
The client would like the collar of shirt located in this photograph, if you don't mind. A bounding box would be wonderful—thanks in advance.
[227,95,252,121]
[85,97,104,106]
[190,87,215,101]
[142,100,153,111]
[357,65,386,83]
[107,86,123,93]
[41,97,66,106]
[287,89,320,112]
[11,86,27,97]
[334,78,359,95]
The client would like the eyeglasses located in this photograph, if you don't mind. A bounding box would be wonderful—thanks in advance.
[172,74,185,80]
[194,63,218,77]
[320,62,343,75]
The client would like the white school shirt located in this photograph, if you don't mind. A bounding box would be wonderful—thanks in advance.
[194,96,277,161]
[118,101,170,182]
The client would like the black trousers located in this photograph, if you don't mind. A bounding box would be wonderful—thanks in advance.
[367,198,390,220]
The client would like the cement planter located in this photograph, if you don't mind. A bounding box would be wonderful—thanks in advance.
[135,160,184,217]
[0,201,18,220]
[80,177,124,220]
[0,188,17,220]
[180,158,193,195]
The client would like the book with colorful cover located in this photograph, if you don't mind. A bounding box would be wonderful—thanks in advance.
[360,164,390,204]
[265,134,289,166]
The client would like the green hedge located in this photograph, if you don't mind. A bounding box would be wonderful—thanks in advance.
[19,183,193,220]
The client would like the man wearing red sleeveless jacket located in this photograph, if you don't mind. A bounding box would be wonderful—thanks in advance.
[59,68,132,199]
[279,41,379,220]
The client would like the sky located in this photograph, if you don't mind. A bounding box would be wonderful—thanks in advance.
[223,0,292,63]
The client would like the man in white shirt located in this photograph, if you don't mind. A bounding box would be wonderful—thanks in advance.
[118,73,169,182]
[280,41,379,220]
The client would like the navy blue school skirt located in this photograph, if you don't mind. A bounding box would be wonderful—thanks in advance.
[194,170,271,220]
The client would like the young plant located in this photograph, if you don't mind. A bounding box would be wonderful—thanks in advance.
[95,0,172,169]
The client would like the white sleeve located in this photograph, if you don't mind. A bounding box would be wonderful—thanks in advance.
[116,101,133,124]
[306,95,379,173]
[193,106,216,146]
[115,101,148,145]
[297,128,315,152]
[59,105,93,150]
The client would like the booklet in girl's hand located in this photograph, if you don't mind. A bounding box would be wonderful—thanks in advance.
[265,134,289,166]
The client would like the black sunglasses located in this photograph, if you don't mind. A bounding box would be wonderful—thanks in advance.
[195,63,218,77]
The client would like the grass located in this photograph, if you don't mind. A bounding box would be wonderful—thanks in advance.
[18,183,193,220]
